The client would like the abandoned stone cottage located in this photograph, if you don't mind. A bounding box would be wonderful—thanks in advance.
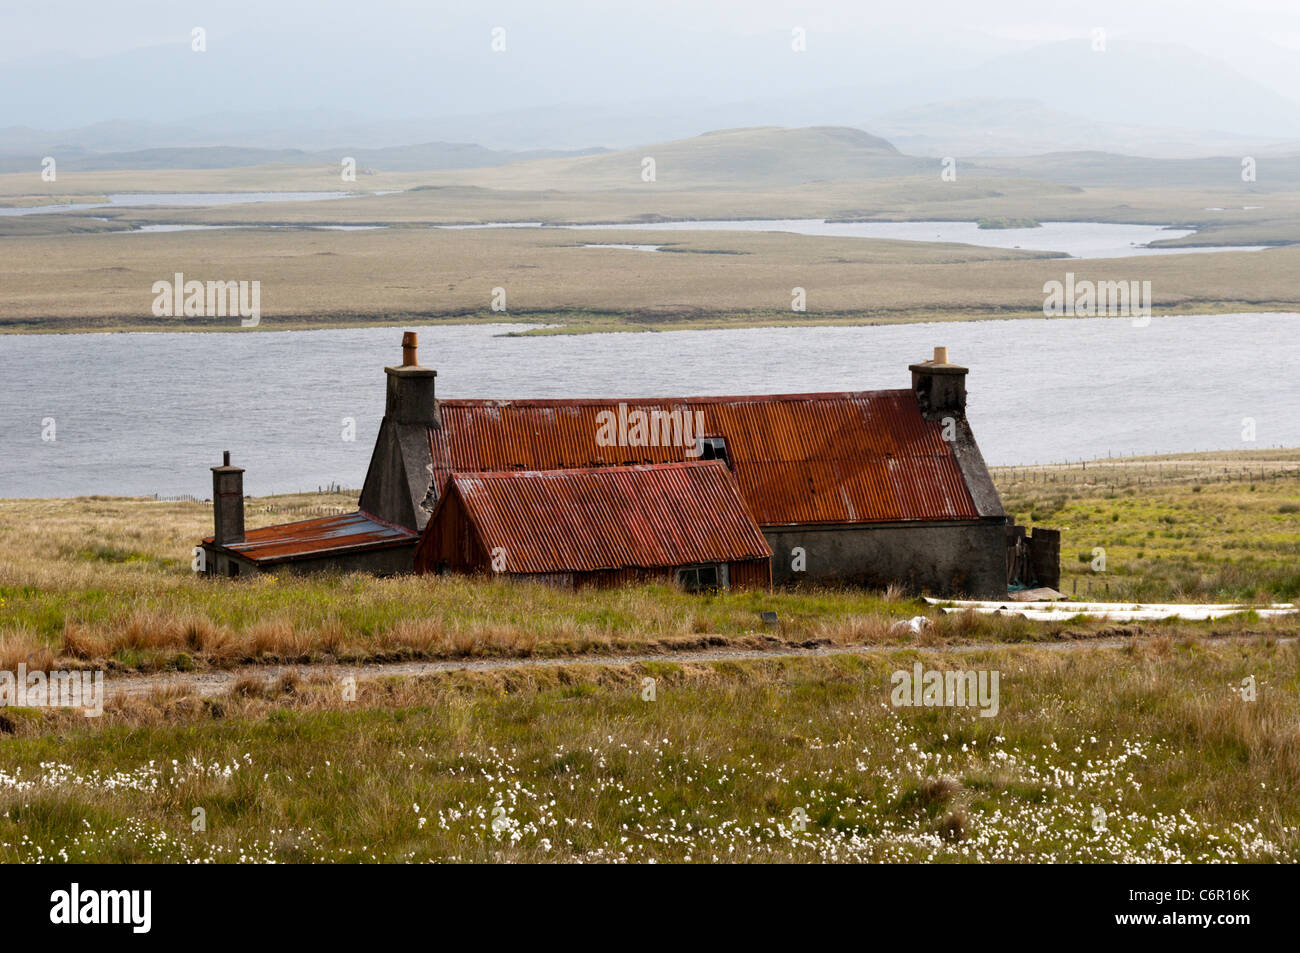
[200,333,1053,596]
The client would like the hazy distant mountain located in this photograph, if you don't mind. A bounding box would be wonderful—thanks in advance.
[438,126,936,190]
[441,37,1300,148]
[0,135,604,174]
[0,110,619,155]
[9,119,1297,192]
[443,125,1300,193]
[975,150,1300,189]
[865,98,1286,159]
[3,27,1299,152]
[0,20,1023,135]
[921,39,1300,138]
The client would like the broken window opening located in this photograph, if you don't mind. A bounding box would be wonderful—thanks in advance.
[698,436,731,468]
[677,563,727,593]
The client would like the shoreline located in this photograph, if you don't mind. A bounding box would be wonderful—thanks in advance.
[3,303,1300,336]
[4,449,1299,503]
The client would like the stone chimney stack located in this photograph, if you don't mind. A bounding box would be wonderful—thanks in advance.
[211,450,245,546]
[909,346,968,420]
[385,331,440,427]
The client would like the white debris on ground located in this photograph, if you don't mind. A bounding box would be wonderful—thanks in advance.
[924,598,1298,622]
[889,615,933,635]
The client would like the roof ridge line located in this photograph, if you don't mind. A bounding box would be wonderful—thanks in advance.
[437,389,912,406]
[450,461,726,479]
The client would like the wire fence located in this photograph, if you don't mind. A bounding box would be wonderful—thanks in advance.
[993,458,1300,491]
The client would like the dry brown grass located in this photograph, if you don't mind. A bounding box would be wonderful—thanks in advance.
[182,616,237,659]
[247,619,309,659]
[4,140,1297,334]
[118,611,190,652]
[61,621,110,660]
[3,491,1297,676]
[0,626,52,672]
[1184,689,1300,779]
[3,212,1298,333]
[814,614,895,645]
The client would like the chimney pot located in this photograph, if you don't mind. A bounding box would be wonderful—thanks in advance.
[211,451,246,547]
[385,333,439,426]
[908,349,968,420]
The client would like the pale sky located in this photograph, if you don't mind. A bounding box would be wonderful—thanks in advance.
[3,0,1299,135]
[5,0,1300,76]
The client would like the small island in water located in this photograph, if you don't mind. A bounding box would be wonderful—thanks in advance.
[976,216,1042,229]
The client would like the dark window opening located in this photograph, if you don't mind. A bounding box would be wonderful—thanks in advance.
[677,564,724,593]
[228,562,240,578]
[698,436,730,468]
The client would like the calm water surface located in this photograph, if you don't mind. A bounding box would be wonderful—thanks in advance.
[562,219,1266,259]
[1,314,1296,498]
[432,220,1267,258]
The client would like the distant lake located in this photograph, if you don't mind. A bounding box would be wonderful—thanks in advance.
[0,192,378,216]
[2,314,1297,499]
[559,219,1267,259]
[128,223,386,233]
[432,219,1268,259]
[581,242,663,252]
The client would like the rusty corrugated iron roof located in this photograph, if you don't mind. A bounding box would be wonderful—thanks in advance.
[204,510,416,565]
[429,390,979,526]
[443,461,771,574]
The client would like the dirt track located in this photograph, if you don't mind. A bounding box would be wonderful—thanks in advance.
[101,634,1223,701]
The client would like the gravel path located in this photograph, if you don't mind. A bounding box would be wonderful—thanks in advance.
[100,634,1203,701]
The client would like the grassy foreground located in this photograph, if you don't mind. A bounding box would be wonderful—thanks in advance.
[1,451,1298,863]
[1,452,1298,675]
[996,450,1300,603]
[0,642,1295,862]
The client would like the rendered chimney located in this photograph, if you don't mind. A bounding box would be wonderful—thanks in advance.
[211,450,245,546]
[385,332,439,426]
[908,346,968,420]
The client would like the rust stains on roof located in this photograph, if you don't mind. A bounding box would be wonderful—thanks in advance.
[438,461,771,574]
[428,390,979,526]
[204,510,416,565]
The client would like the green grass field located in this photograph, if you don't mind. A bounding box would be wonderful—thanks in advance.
[1,451,1298,862]
[996,452,1300,603]
[1,643,1295,862]
[2,120,1299,861]
[1,452,1297,675]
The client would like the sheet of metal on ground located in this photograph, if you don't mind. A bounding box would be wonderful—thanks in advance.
[925,597,1300,622]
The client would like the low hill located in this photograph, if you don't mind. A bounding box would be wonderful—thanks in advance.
[439,126,931,190]
[0,141,606,175]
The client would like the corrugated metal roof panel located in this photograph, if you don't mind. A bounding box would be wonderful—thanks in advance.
[446,461,771,574]
[429,390,979,525]
[205,511,417,564]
